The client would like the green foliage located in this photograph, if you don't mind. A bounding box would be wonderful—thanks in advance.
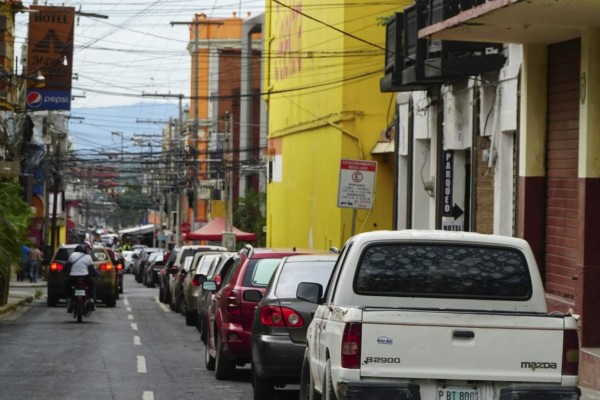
[0,179,31,279]
[112,184,155,227]
[233,190,266,247]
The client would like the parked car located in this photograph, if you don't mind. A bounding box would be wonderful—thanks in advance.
[250,254,337,399]
[134,247,162,283]
[197,252,237,343]
[169,245,227,312]
[159,248,178,304]
[47,244,117,307]
[142,251,165,287]
[180,252,223,326]
[202,246,310,380]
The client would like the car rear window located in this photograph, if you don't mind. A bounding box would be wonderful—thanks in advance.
[275,261,336,298]
[91,249,109,262]
[53,248,74,262]
[354,243,532,300]
[242,258,282,288]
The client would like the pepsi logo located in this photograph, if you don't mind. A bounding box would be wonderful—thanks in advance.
[26,91,43,108]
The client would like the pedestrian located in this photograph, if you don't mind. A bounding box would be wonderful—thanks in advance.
[18,245,30,282]
[28,246,43,283]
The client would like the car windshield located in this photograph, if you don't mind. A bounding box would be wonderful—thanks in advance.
[354,243,532,300]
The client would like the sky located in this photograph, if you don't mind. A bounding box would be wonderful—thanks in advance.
[13,0,265,154]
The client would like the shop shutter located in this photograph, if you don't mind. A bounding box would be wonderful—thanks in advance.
[545,39,580,300]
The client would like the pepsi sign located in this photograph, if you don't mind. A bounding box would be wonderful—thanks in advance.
[26,89,71,111]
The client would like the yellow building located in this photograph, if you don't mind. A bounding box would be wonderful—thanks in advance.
[265,1,411,249]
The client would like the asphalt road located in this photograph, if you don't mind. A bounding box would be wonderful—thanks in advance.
[0,274,299,400]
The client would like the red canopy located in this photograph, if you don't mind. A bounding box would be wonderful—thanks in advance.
[185,217,257,241]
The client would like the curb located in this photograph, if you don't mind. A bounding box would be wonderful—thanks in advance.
[0,295,34,316]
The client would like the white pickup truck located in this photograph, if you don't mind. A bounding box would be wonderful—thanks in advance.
[297,230,580,400]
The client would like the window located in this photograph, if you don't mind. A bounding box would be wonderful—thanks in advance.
[243,258,282,287]
[354,243,532,300]
[275,260,336,298]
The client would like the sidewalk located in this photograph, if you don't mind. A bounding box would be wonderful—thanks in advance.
[0,277,47,317]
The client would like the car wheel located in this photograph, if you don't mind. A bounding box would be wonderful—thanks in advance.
[47,294,59,307]
[185,311,197,326]
[299,349,321,400]
[323,359,337,400]
[105,293,117,308]
[205,340,215,371]
[214,333,235,380]
[178,294,186,315]
[158,286,165,303]
[252,368,274,400]
[200,315,207,344]
[119,284,123,294]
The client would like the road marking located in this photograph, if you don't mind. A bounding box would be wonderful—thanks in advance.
[124,298,130,306]
[134,336,141,345]
[128,314,134,320]
[127,307,132,312]
[131,323,138,331]
[155,297,169,312]
[143,391,154,400]
[137,356,147,373]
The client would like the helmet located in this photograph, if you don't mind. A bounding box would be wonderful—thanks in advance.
[75,244,86,253]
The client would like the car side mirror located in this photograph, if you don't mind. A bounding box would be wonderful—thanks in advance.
[202,281,217,292]
[297,282,324,304]
[243,289,262,303]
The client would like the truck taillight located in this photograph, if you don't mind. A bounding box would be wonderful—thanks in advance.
[260,306,304,327]
[50,262,63,271]
[341,322,361,369]
[562,329,579,375]
[225,290,241,317]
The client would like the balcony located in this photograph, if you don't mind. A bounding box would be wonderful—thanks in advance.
[419,0,600,45]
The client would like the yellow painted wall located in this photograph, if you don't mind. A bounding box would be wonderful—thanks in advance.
[265,1,409,249]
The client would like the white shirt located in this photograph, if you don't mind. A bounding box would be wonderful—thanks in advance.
[68,251,94,276]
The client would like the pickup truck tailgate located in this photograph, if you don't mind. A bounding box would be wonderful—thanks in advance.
[360,310,565,382]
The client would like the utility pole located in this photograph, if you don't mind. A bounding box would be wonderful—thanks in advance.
[142,92,184,246]
[223,111,234,233]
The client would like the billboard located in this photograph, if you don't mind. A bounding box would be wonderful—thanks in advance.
[26,6,75,111]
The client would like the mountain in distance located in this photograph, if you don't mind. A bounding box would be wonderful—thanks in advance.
[68,102,180,155]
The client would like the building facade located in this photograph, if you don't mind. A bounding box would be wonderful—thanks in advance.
[264,0,411,249]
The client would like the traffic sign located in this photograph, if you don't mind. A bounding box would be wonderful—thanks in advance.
[337,159,377,210]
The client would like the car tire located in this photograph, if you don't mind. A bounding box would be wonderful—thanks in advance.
[323,359,337,400]
[119,284,123,294]
[205,340,216,371]
[159,286,165,303]
[252,368,274,400]
[185,311,197,326]
[200,315,207,344]
[299,348,321,400]
[215,333,235,380]
[47,294,59,307]
[105,293,117,308]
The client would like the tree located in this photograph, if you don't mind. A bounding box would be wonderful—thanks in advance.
[233,190,266,247]
[0,179,32,306]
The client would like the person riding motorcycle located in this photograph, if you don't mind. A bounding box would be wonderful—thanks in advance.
[66,244,98,312]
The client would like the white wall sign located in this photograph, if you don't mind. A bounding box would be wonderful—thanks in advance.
[337,159,377,210]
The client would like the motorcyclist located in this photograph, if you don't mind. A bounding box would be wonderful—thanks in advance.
[66,244,98,312]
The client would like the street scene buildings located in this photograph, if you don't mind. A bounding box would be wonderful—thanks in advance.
[0,0,599,392]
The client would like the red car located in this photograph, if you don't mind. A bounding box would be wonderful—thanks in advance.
[203,246,307,380]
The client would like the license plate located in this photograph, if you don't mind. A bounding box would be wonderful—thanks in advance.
[437,387,479,400]
[74,290,86,296]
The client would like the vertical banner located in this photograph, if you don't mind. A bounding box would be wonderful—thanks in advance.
[26,6,75,111]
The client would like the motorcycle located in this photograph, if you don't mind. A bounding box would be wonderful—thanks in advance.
[70,277,95,322]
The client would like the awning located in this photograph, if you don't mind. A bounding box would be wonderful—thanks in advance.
[119,224,155,236]
[371,140,395,154]
[185,217,256,241]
